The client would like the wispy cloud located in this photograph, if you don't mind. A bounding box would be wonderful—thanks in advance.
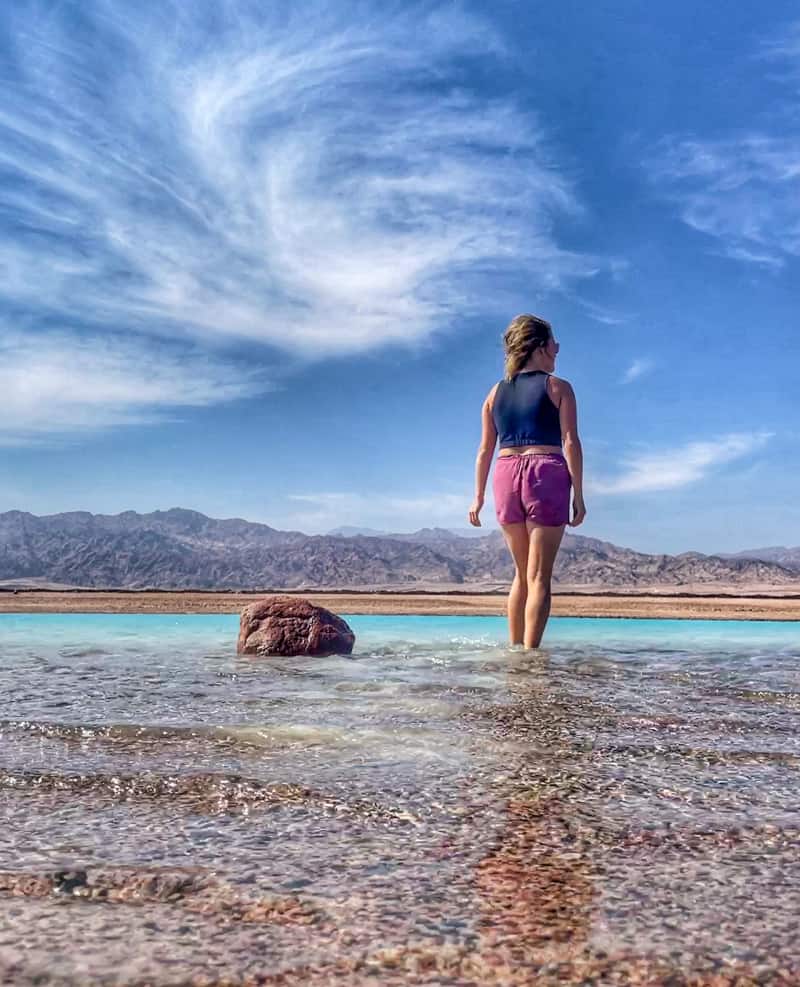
[589,431,773,495]
[0,1,603,370]
[760,20,800,70]
[644,23,800,267]
[282,490,470,533]
[0,330,261,445]
[645,134,800,267]
[574,296,630,326]
[621,357,654,384]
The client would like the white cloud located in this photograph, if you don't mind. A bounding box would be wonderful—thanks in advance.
[621,357,654,384]
[0,330,262,445]
[574,296,630,326]
[646,135,800,267]
[588,431,773,495]
[759,20,800,68]
[282,490,471,533]
[719,244,785,269]
[645,26,800,266]
[0,2,605,362]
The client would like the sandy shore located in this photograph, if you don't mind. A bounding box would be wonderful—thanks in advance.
[1,590,799,620]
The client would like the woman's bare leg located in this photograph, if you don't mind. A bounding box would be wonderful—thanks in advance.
[499,522,529,645]
[524,524,566,649]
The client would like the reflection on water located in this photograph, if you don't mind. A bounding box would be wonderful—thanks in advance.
[1,613,799,984]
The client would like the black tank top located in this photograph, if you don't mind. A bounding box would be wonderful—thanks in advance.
[492,371,562,449]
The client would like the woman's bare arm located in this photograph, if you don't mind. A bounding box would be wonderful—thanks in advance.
[468,385,498,527]
[552,377,586,527]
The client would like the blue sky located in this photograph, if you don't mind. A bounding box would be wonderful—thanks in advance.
[1,0,798,554]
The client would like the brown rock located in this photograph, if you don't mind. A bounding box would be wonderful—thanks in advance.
[237,595,355,657]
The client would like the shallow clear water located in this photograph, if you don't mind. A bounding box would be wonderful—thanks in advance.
[1,614,799,985]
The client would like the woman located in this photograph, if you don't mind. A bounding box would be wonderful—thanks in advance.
[468,314,586,649]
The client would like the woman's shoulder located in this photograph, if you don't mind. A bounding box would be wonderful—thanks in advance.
[546,374,575,409]
[485,380,502,409]
[548,374,574,394]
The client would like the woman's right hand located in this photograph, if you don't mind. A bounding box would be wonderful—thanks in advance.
[569,496,586,527]
[468,496,484,527]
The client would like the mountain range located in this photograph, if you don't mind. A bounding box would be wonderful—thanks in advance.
[719,546,800,568]
[1,509,798,593]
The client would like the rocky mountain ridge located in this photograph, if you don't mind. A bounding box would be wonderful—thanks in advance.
[0,508,798,591]
[720,546,800,568]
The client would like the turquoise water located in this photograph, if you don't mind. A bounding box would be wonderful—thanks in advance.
[3,611,800,648]
[1,613,800,984]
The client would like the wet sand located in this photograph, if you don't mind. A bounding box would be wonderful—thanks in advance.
[1,590,799,620]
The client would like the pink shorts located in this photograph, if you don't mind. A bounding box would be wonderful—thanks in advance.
[492,453,571,527]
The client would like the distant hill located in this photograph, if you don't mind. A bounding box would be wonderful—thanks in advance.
[719,546,800,570]
[327,525,486,540]
[326,525,391,537]
[1,508,798,592]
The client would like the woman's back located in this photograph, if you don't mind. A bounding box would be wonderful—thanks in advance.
[492,371,562,450]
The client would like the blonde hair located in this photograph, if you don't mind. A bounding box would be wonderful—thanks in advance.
[503,314,552,381]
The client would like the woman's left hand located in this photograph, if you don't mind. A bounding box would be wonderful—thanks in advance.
[468,496,484,527]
